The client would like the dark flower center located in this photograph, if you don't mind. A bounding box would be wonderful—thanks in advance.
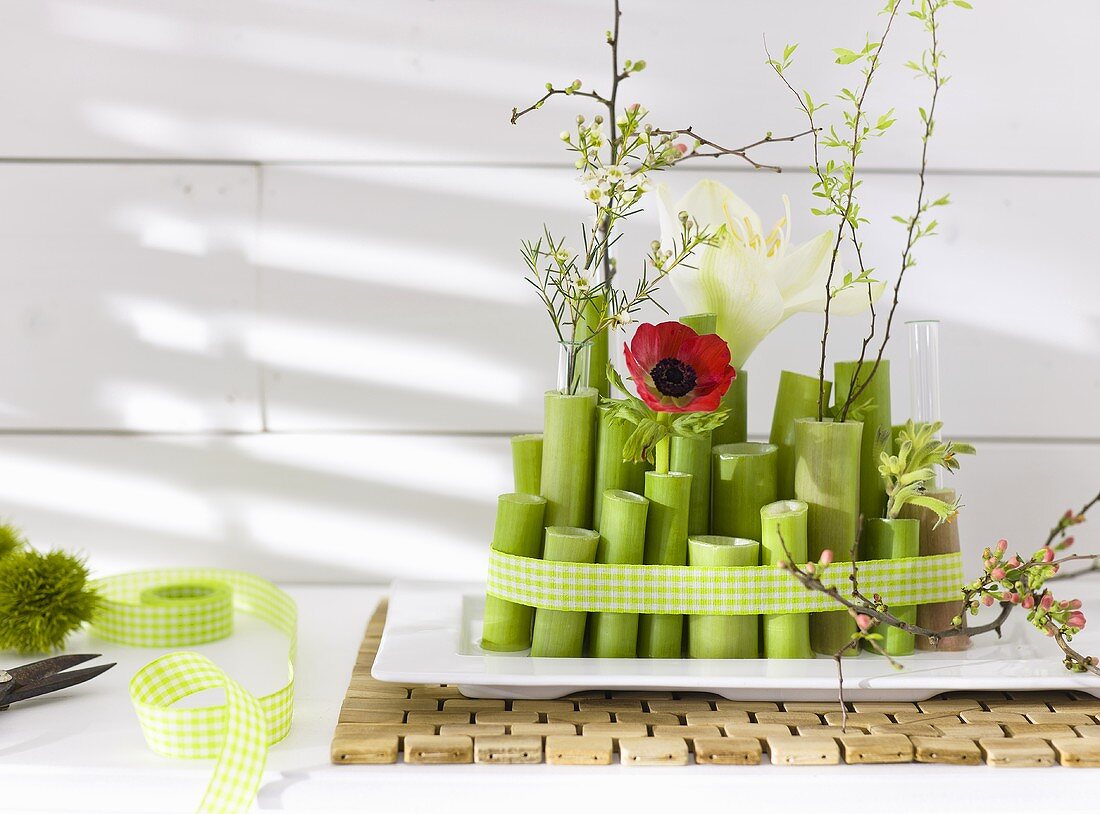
[650,357,697,398]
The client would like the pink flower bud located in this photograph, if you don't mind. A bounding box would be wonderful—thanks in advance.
[1067,612,1087,629]
[674,143,689,155]
[981,595,995,607]
[820,549,834,565]
[805,562,815,574]
[1068,599,1083,610]
[1022,595,1035,609]
[1006,556,1020,568]
[1062,536,1075,549]
[1002,591,1014,602]
[628,103,641,112]
[1041,547,1055,563]
[1009,593,1020,604]
[855,614,874,631]
[991,568,1006,581]
[996,539,1008,553]
[1041,593,1054,610]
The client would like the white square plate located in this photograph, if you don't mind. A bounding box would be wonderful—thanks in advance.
[372,579,1100,701]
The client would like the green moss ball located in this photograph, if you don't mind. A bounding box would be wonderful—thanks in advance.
[0,550,99,654]
[0,523,27,559]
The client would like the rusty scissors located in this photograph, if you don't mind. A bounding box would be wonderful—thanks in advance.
[0,654,115,711]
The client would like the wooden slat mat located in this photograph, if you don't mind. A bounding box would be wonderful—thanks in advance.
[331,600,1100,767]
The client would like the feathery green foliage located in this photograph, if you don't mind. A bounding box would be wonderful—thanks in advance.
[0,522,28,559]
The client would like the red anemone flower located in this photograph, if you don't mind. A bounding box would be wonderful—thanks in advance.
[623,321,736,413]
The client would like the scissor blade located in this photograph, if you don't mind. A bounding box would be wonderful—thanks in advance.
[2,662,115,705]
[6,654,102,685]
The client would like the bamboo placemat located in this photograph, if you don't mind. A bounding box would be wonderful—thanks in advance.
[331,600,1100,767]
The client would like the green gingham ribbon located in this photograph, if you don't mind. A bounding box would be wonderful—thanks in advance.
[90,569,297,814]
[487,550,965,614]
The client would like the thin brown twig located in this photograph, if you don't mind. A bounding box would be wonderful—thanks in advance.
[1051,624,1100,676]
[838,2,942,421]
[510,88,610,125]
[650,126,818,173]
[1045,490,1100,548]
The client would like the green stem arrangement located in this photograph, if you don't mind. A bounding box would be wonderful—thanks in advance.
[581,293,610,398]
[510,434,544,496]
[710,443,778,541]
[687,536,760,658]
[770,371,832,500]
[672,311,718,536]
[861,517,919,655]
[835,359,893,522]
[671,433,713,536]
[760,500,813,659]
[637,470,692,658]
[481,493,549,651]
[588,489,650,657]
[541,388,598,527]
[793,418,863,656]
[530,526,600,657]
[654,413,672,475]
[592,404,647,529]
[711,370,749,445]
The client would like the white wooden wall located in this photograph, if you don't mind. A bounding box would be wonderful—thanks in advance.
[0,0,1096,582]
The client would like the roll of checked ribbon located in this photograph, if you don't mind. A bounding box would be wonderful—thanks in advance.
[91,570,297,814]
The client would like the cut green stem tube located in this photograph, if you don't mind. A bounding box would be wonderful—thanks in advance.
[530,526,600,658]
[710,443,777,541]
[540,388,597,528]
[712,369,748,445]
[793,418,863,656]
[671,432,713,536]
[687,536,760,658]
[637,471,692,658]
[481,493,548,651]
[588,490,650,658]
[675,310,718,531]
[679,312,717,335]
[861,517,919,656]
[835,360,893,522]
[769,371,832,500]
[581,294,609,398]
[510,434,543,496]
[592,403,646,529]
[760,500,813,659]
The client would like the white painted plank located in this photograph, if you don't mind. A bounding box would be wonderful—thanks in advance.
[0,433,1093,584]
[0,164,261,430]
[0,1,1095,170]
[257,164,1100,438]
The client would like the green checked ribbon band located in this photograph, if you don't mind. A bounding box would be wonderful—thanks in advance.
[487,550,965,614]
[90,569,297,814]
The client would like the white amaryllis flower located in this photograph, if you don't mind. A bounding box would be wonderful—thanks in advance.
[657,179,884,368]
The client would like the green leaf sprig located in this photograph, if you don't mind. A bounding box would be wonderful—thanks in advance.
[603,365,728,464]
[879,419,975,523]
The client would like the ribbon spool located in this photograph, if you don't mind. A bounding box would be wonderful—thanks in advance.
[91,569,297,814]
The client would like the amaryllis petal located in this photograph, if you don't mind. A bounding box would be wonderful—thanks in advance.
[773,228,834,307]
[659,179,882,367]
[672,231,784,369]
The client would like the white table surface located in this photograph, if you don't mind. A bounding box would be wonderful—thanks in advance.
[2,583,1098,814]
